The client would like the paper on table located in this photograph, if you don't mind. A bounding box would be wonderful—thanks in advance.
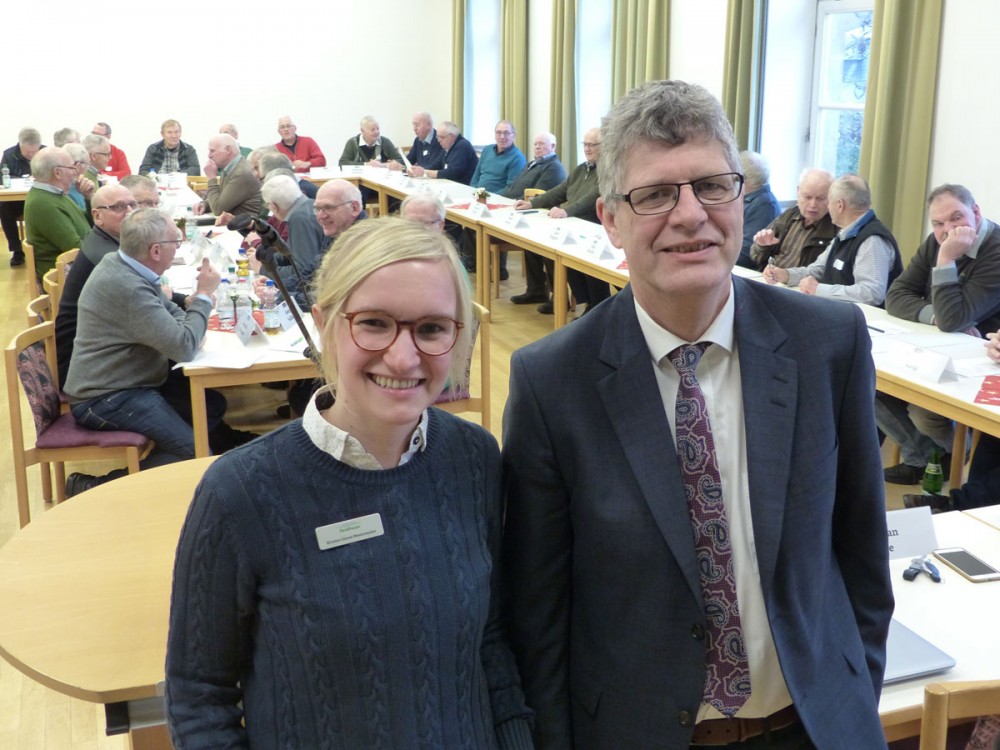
[174,331,268,369]
[952,357,1000,378]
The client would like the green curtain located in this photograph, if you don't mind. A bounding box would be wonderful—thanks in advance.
[722,0,766,151]
[501,0,529,148]
[550,1,578,166]
[859,0,943,261]
[611,0,670,103]
[451,0,466,129]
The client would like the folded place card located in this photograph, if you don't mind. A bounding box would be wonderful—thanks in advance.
[885,507,938,559]
[503,211,525,228]
[467,202,490,219]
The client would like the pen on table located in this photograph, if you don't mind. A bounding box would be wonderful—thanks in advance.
[867,325,885,334]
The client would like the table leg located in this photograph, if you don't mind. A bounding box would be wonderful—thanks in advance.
[476,226,488,307]
[378,188,389,217]
[129,724,173,750]
[189,378,211,458]
[553,260,568,328]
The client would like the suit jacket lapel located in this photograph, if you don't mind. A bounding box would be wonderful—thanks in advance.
[732,277,798,593]
[596,288,702,604]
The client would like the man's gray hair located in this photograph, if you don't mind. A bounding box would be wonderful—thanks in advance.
[414,111,433,126]
[83,133,110,155]
[31,147,69,180]
[360,115,378,130]
[120,174,157,192]
[18,127,41,147]
[599,80,740,207]
[928,183,975,208]
[739,151,769,190]
[120,208,175,259]
[830,174,871,211]
[400,194,446,221]
[64,143,89,164]
[438,121,460,137]
[96,121,112,137]
[53,128,80,147]
[260,152,295,176]
[261,175,302,212]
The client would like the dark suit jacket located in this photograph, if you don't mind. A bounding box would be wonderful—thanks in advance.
[502,277,893,750]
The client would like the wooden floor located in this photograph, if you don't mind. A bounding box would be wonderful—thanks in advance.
[0,237,921,747]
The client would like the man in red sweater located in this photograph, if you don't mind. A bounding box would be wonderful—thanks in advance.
[275,116,326,172]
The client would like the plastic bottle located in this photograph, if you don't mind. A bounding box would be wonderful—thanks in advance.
[259,280,280,335]
[1,164,10,189]
[185,207,197,241]
[236,248,250,278]
[921,448,944,496]
[234,278,253,325]
[216,278,235,331]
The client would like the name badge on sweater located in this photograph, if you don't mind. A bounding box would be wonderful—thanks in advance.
[833,258,845,270]
[316,513,384,550]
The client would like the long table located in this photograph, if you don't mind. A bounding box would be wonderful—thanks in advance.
[2,465,993,746]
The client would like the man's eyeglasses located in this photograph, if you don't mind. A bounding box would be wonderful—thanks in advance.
[152,238,182,247]
[95,201,138,213]
[54,165,76,173]
[313,200,352,214]
[137,199,160,208]
[340,310,463,356]
[582,141,601,148]
[92,151,111,157]
[612,173,745,216]
[495,130,513,137]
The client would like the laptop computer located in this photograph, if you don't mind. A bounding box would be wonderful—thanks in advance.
[883,618,956,685]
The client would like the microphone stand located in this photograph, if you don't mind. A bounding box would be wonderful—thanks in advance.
[256,251,318,360]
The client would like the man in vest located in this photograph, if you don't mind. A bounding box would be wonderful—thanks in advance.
[762,174,901,306]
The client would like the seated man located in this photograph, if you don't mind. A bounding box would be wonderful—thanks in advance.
[762,174,902,306]
[121,174,160,209]
[92,122,132,178]
[470,120,526,194]
[83,133,113,186]
[194,134,262,217]
[338,116,404,167]
[64,208,250,494]
[750,168,836,269]
[63,143,97,215]
[275,116,326,172]
[55,183,138,385]
[511,127,606,314]
[737,150,782,269]
[219,123,252,158]
[23,146,90,277]
[139,119,200,176]
[259,151,317,198]
[399,194,445,230]
[879,183,1000,484]
[53,128,80,146]
[388,111,445,172]
[409,121,477,184]
[1,126,44,266]
[252,174,326,304]
[502,132,566,199]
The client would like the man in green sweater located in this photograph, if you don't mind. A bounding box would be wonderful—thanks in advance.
[23,146,90,278]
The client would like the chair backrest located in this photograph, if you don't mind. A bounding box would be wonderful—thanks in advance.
[188,176,209,193]
[524,188,545,199]
[435,302,491,431]
[23,240,39,299]
[919,680,1000,750]
[26,294,52,326]
[55,248,78,288]
[43,267,62,314]
[6,321,62,441]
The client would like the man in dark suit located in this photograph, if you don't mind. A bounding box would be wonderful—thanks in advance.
[502,80,893,750]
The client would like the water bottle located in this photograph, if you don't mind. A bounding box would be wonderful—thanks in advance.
[185,207,197,241]
[234,278,253,325]
[1,164,10,189]
[921,449,944,496]
[259,280,280,335]
[236,247,250,278]
[216,278,235,331]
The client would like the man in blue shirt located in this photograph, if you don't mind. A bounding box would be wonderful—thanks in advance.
[471,120,525,193]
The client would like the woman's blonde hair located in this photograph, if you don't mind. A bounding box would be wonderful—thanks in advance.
[310,216,473,394]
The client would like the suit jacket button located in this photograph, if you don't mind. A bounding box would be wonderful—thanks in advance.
[677,710,693,727]
[691,624,705,640]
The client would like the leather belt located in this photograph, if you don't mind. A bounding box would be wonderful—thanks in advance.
[689,704,799,746]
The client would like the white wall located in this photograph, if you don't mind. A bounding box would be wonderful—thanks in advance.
[928,0,999,224]
[1,0,452,171]
[669,0,728,100]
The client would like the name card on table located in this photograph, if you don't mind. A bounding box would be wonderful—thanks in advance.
[432,186,451,203]
[885,507,938,559]
[503,210,526,229]
[398,176,414,189]
[887,340,954,384]
[275,300,303,332]
[467,202,491,219]
[547,224,575,245]
[235,311,266,346]
[341,165,364,175]
[583,235,616,261]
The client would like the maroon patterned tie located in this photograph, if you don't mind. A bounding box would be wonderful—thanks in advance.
[670,342,751,716]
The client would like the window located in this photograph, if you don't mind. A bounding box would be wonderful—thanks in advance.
[809,1,873,175]
[575,0,613,166]
[464,1,502,147]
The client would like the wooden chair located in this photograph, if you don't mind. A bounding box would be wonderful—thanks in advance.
[23,240,40,299]
[523,188,545,200]
[5,320,152,527]
[51,248,77,313]
[919,680,1000,749]
[187,175,209,193]
[26,294,52,326]
[436,303,492,431]
[489,188,546,300]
